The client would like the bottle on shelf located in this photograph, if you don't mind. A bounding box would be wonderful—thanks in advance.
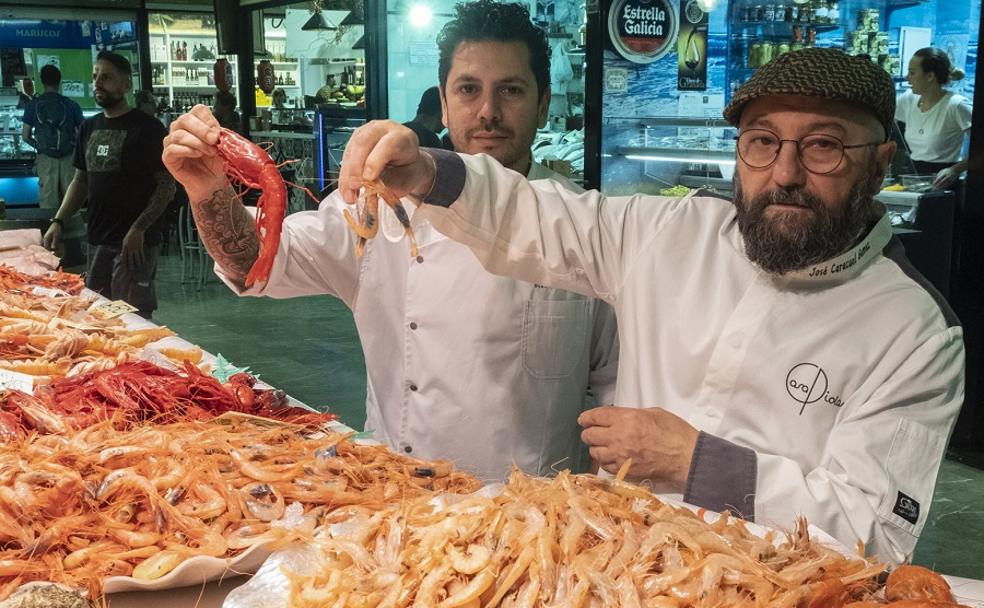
[182,41,189,60]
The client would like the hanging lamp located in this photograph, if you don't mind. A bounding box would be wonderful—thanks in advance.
[302,2,337,31]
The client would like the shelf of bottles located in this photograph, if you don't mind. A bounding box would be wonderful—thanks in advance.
[728,1,902,96]
[730,0,842,84]
[261,39,300,90]
[253,27,306,108]
[149,28,238,112]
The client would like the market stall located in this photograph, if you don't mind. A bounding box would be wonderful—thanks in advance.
[0,230,982,607]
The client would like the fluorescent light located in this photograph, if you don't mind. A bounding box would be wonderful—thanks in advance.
[409,4,432,27]
[625,155,736,165]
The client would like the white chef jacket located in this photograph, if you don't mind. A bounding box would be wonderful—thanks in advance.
[895,91,973,163]
[216,162,619,482]
[420,151,964,564]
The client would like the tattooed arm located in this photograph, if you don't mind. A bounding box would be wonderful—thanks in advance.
[132,171,177,232]
[161,106,259,285]
[122,171,177,268]
[191,187,260,287]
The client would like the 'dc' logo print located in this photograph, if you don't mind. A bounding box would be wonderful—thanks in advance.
[785,363,828,415]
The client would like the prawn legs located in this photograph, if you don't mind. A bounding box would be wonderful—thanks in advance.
[342,180,419,258]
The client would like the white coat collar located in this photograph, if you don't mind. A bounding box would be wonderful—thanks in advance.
[779,213,893,286]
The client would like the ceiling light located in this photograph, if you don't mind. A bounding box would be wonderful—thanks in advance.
[408,4,432,27]
[625,154,736,165]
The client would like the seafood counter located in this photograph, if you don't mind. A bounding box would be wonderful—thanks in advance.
[0,235,981,607]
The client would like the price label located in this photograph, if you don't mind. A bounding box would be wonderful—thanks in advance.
[90,299,139,320]
[0,370,33,394]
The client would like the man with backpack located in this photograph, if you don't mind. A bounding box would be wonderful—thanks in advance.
[21,65,83,210]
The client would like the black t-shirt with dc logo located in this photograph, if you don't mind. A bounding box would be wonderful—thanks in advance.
[74,109,168,247]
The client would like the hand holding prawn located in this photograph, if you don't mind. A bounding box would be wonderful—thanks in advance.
[162,105,228,205]
[339,120,437,205]
[164,105,317,286]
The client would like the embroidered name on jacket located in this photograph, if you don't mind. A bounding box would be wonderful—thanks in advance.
[785,363,845,415]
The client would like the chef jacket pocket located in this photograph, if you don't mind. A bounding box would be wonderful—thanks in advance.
[522,298,589,379]
[877,416,946,537]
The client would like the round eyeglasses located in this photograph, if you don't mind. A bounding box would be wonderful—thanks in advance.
[736,129,883,175]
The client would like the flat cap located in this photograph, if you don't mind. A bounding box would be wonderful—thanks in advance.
[724,47,896,138]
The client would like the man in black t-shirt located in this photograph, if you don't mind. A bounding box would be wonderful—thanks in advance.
[43,51,175,319]
[402,87,444,149]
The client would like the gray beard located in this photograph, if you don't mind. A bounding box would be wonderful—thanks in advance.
[733,174,878,275]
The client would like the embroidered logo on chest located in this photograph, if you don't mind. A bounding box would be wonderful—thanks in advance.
[785,363,844,415]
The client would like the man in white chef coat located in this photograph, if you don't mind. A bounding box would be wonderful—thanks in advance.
[334,48,964,564]
[161,0,618,481]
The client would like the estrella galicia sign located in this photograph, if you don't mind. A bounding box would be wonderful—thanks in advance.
[608,0,679,64]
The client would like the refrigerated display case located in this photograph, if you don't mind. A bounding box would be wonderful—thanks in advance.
[0,98,36,163]
[607,116,737,196]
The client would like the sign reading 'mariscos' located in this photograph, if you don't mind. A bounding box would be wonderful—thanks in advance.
[608,0,679,64]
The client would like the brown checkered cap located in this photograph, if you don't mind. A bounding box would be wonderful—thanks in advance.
[724,47,896,138]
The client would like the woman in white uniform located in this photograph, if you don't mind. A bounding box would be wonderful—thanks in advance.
[895,47,972,190]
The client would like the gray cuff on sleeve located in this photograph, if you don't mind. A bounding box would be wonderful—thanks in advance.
[420,147,466,208]
[683,431,757,521]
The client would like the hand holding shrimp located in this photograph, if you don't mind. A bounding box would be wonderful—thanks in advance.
[339,120,437,205]
[161,105,228,205]
[164,106,317,286]
[579,406,699,488]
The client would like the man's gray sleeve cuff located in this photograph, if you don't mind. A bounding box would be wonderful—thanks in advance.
[683,431,757,521]
[420,148,466,208]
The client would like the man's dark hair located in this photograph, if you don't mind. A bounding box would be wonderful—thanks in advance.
[39,64,61,88]
[96,51,132,78]
[437,0,550,99]
[416,86,442,117]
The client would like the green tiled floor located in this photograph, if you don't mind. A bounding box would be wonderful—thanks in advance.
[148,251,984,578]
[152,251,368,428]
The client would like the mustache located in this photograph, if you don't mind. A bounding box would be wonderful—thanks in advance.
[469,118,512,138]
[743,188,826,213]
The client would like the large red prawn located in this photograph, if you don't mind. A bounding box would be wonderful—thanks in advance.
[214,128,316,287]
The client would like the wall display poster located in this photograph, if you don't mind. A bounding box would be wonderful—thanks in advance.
[36,55,61,70]
[61,81,84,97]
[607,0,679,64]
[677,0,707,90]
[409,42,440,66]
[605,67,629,93]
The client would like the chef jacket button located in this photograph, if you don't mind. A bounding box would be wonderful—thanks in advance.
[404,445,413,453]
[416,255,424,263]
[409,322,418,330]
[409,384,418,391]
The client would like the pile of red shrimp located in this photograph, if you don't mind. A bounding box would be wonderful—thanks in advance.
[0,361,335,438]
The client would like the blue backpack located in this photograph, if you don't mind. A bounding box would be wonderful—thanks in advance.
[33,95,76,158]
